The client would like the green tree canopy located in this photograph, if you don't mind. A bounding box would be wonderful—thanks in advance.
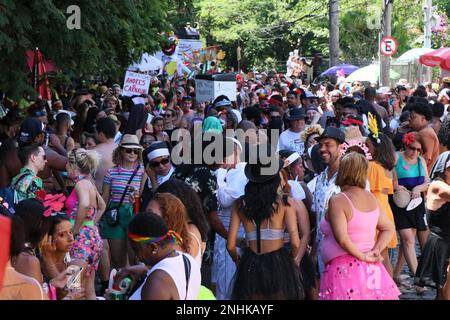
[0,0,170,99]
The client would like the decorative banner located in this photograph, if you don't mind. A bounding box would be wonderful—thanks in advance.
[177,39,203,63]
[122,71,151,97]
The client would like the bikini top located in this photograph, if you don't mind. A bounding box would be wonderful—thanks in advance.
[245,219,285,241]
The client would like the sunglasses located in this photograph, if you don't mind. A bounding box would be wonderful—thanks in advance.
[149,158,170,167]
[122,148,140,154]
[408,145,422,153]
[163,113,173,118]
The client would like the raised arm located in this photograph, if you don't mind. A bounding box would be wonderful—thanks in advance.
[429,180,450,202]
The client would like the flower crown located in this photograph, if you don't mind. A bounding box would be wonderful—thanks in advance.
[341,139,372,160]
[300,124,324,142]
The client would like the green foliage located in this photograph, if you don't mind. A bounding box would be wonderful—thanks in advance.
[196,0,449,69]
[0,0,170,99]
[195,0,328,71]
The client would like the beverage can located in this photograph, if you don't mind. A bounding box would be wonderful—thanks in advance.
[108,290,125,300]
[119,277,133,292]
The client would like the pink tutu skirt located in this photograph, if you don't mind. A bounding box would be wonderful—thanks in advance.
[319,254,401,300]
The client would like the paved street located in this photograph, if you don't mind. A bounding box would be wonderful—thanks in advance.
[391,239,435,300]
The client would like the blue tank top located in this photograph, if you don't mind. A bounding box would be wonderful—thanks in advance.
[395,152,425,189]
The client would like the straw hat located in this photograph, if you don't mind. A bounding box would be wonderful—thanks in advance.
[119,134,143,149]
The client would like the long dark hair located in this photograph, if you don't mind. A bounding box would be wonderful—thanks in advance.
[242,175,282,225]
[14,199,46,249]
[156,178,209,241]
[372,134,396,171]
[41,214,71,237]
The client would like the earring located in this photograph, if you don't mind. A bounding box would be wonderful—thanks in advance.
[152,250,157,255]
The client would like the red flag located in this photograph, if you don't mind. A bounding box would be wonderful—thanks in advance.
[0,214,11,289]
[32,47,52,100]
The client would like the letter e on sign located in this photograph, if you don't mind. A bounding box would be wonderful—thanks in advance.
[380,36,398,56]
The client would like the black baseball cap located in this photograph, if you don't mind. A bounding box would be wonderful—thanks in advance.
[18,118,44,146]
[315,126,345,144]
[288,108,306,121]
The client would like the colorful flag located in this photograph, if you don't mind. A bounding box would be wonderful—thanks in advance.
[32,48,52,101]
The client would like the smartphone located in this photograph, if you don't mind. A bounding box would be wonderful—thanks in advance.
[65,265,83,290]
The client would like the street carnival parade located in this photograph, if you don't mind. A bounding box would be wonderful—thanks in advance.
[1,0,450,304]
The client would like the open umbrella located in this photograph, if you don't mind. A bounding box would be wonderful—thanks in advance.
[345,64,400,83]
[320,64,359,76]
[395,48,434,64]
[419,47,450,71]
[31,48,52,100]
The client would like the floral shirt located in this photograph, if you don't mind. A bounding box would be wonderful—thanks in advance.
[312,167,340,274]
[174,164,218,216]
[174,164,218,265]
[11,168,43,203]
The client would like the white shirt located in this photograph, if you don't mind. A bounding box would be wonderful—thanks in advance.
[129,252,201,300]
[276,129,304,155]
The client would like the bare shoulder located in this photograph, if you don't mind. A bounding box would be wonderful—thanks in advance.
[143,269,177,300]
[329,193,347,206]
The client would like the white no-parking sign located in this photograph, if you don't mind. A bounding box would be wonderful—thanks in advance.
[380,36,398,56]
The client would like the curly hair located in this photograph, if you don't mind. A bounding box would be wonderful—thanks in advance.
[150,193,189,252]
[156,179,209,241]
[112,145,143,167]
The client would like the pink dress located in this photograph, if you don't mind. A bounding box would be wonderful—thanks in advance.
[319,192,400,300]
[66,177,103,276]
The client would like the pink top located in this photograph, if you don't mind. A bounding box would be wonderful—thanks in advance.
[320,192,379,265]
[65,176,96,221]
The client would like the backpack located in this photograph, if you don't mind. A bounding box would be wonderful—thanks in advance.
[0,173,30,208]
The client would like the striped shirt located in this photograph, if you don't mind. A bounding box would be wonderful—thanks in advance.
[103,165,144,204]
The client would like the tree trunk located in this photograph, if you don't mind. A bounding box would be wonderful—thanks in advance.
[329,0,340,67]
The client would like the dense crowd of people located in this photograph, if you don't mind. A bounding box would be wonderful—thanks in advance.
[0,68,450,300]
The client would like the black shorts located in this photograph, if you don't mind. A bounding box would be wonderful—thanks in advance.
[389,195,428,231]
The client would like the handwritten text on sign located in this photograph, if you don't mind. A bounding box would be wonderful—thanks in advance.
[122,71,151,97]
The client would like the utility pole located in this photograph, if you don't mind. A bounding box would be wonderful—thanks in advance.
[329,0,340,67]
[423,0,433,82]
[380,0,393,87]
